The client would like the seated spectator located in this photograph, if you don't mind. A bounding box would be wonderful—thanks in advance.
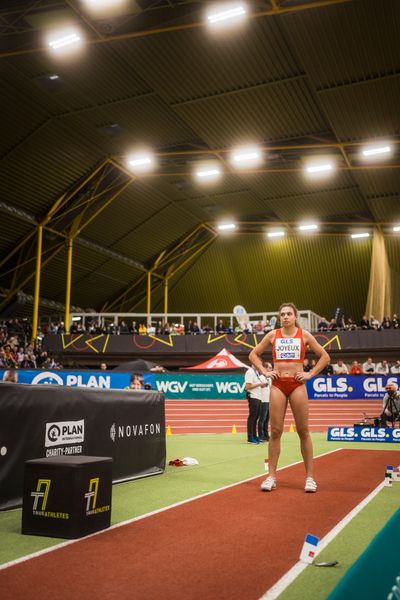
[322,363,334,376]
[175,323,185,335]
[392,314,400,329]
[333,359,349,375]
[255,320,264,334]
[130,321,138,334]
[2,368,18,383]
[3,345,17,368]
[147,322,156,335]
[344,318,357,331]
[362,357,376,374]
[376,360,390,375]
[382,316,392,329]
[317,317,329,331]
[202,323,213,333]
[192,321,201,334]
[328,319,337,331]
[263,319,272,333]
[20,353,36,369]
[390,360,400,374]
[303,358,311,372]
[350,361,363,375]
[138,323,147,335]
[369,315,381,330]
[360,315,370,330]
[57,321,66,334]
[216,320,226,334]
[119,320,129,334]
[100,362,107,371]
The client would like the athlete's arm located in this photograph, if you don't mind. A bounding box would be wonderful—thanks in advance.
[295,331,330,382]
[249,332,278,378]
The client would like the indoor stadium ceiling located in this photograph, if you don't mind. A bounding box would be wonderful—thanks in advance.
[0,0,399,319]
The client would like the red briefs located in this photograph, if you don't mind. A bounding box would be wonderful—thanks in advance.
[272,376,304,397]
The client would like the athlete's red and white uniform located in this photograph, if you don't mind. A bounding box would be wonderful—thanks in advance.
[271,328,306,396]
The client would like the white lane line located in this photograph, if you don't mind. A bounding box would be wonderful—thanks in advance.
[0,449,342,572]
[260,479,386,600]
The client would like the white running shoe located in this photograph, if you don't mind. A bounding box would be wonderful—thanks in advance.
[305,477,317,493]
[261,476,276,491]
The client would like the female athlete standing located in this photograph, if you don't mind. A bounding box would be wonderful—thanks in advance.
[249,303,330,492]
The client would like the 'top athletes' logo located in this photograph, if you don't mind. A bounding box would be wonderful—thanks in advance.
[31,479,51,511]
[31,371,64,386]
[84,478,99,512]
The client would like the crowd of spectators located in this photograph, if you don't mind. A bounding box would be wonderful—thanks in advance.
[39,313,400,336]
[317,314,400,332]
[311,357,400,377]
[0,318,62,375]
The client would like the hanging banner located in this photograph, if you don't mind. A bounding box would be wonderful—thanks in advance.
[0,383,165,510]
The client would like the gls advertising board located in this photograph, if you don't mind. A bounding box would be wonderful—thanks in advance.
[327,426,400,443]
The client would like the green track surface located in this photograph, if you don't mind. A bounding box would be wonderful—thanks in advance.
[1,433,399,599]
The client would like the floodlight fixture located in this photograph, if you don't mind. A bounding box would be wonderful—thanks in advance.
[298,223,318,232]
[351,232,370,239]
[206,3,248,27]
[393,226,400,232]
[47,29,83,52]
[72,316,82,321]
[230,146,263,168]
[82,0,127,11]
[361,144,392,158]
[305,162,334,175]
[126,152,155,173]
[267,230,285,238]
[217,222,236,231]
[195,164,222,181]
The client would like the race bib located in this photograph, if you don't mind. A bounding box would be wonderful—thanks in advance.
[275,337,301,360]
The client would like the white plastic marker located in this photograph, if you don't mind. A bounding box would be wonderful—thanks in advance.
[385,466,394,487]
[299,533,319,564]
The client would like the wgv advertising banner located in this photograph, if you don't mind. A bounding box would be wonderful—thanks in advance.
[143,373,246,400]
[327,426,400,443]
[0,369,131,389]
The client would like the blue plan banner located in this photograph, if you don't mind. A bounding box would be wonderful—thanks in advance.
[306,375,400,400]
[0,369,131,389]
[327,426,400,443]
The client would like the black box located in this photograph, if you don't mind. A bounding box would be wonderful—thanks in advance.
[22,455,112,539]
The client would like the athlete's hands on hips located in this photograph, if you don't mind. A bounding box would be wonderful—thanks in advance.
[263,369,279,380]
[294,371,312,382]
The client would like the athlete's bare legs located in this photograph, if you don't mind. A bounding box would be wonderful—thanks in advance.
[267,386,288,477]
[289,385,313,478]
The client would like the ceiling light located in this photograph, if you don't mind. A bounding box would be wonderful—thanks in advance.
[82,0,127,11]
[305,162,334,175]
[393,226,400,232]
[299,223,318,231]
[47,29,83,52]
[351,232,370,239]
[230,146,263,168]
[218,223,236,231]
[361,144,392,158]
[267,231,285,238]
[49,74,59,80]
[206,3,248,27]
[194,162,222,182]
[126,152,155,173]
